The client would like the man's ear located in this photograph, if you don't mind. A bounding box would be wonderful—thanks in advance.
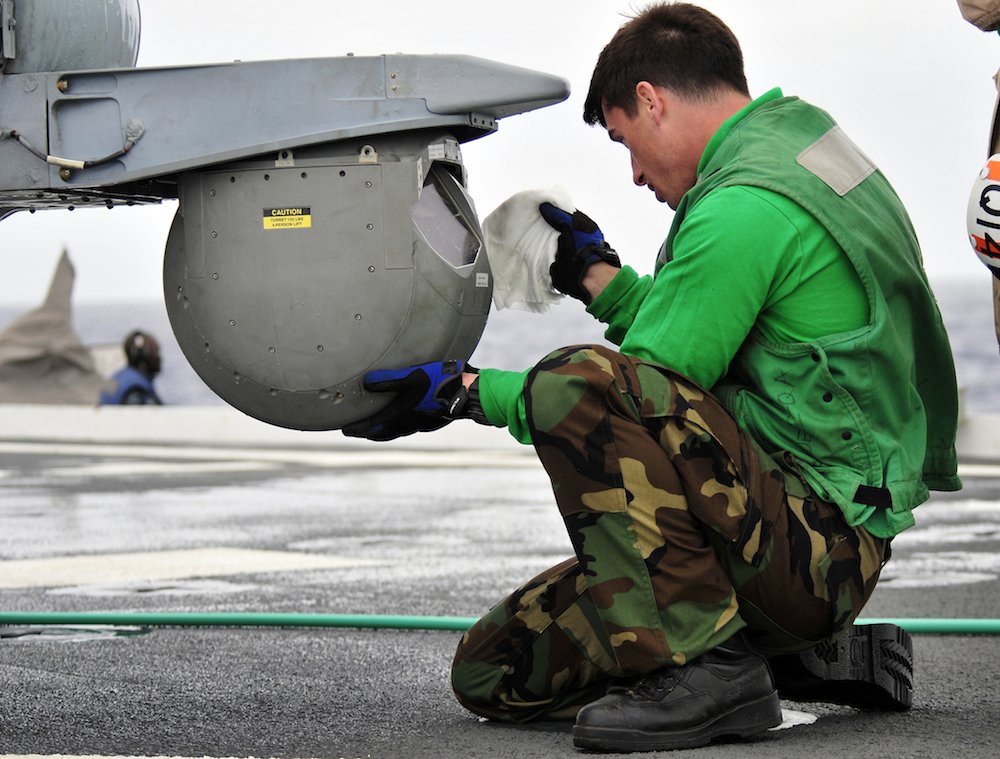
[635,81,665,124]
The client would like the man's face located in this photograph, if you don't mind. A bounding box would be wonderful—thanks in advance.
[603,89,700,210]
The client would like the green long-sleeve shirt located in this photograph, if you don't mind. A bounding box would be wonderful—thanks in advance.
[477,90,867,446]
[477,88,961,537]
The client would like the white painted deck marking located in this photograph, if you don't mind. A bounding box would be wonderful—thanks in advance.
[0,547,381,589]
[0,440,538,469]
[958,462,1000,478]
[0,755,320,759]
[878,551,1000,588]
[43,460,280,478]
[0,442,994,475]
[878,500,1000,587]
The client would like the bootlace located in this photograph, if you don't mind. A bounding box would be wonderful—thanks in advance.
[628,666,683,700]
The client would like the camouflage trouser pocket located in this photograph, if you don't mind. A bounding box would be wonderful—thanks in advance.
[711,486,888,652]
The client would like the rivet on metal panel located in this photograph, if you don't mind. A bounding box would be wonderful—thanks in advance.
[359,145,378,164]
[58,168,72,182]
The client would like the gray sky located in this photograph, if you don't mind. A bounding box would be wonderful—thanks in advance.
[0,0,997,304]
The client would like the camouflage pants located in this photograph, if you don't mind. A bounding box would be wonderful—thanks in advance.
[451,345,887,722]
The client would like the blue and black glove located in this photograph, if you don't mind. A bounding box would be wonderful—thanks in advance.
[539,202,621,304]
[342,359,486,441]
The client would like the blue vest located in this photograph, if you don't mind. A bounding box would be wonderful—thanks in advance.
[99,366,162,405]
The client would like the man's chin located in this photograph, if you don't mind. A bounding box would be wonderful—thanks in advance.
[646,185,673,207]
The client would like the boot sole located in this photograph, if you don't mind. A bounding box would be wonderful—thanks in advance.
[769,623,913,710]
[571,690,781,752]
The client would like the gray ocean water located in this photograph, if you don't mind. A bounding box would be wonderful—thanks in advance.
[1,276,996,413]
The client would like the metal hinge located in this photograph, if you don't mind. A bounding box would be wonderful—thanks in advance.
[0,0,15,64]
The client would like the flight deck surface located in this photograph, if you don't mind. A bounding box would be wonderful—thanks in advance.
[0,409,998,758]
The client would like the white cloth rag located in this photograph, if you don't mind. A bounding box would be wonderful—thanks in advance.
[481,187,575,312]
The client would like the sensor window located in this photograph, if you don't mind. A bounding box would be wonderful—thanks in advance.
[412,164,480,268]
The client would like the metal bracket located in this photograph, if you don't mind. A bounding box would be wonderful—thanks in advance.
[0,0,16,64]
[275,148,295,167]
[358,144,378,164]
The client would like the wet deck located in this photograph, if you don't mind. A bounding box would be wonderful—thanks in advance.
[0,407,998,758]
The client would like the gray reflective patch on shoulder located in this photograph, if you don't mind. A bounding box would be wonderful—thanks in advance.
[796,126,877,196]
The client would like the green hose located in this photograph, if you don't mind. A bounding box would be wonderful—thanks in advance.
[856,618,1000,635]
[2,611,1000,635]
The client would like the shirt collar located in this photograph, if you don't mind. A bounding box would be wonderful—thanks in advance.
[696,87,784,176]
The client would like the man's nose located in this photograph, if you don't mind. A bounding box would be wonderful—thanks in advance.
[631,154,646,186]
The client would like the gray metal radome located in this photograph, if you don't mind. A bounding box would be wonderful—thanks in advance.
[0,0,140,74]
[164,131,493,431]
[0,0,570,430]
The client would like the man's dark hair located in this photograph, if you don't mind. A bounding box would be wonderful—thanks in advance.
[583,2,750,127]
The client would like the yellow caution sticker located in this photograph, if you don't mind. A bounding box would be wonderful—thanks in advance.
[263,207,312,230]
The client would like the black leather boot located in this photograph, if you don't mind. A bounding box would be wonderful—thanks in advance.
[572,632,781,752]
[769,623,913,710]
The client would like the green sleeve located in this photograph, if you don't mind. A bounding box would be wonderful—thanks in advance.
[586,265,654,345]
[600,186,852,389]
[614,191,778,388]
[471,185,860,441]
[476,367,534,444]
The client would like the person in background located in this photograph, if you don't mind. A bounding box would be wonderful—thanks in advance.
[959,0,1000,350]
[98,330,163,405]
